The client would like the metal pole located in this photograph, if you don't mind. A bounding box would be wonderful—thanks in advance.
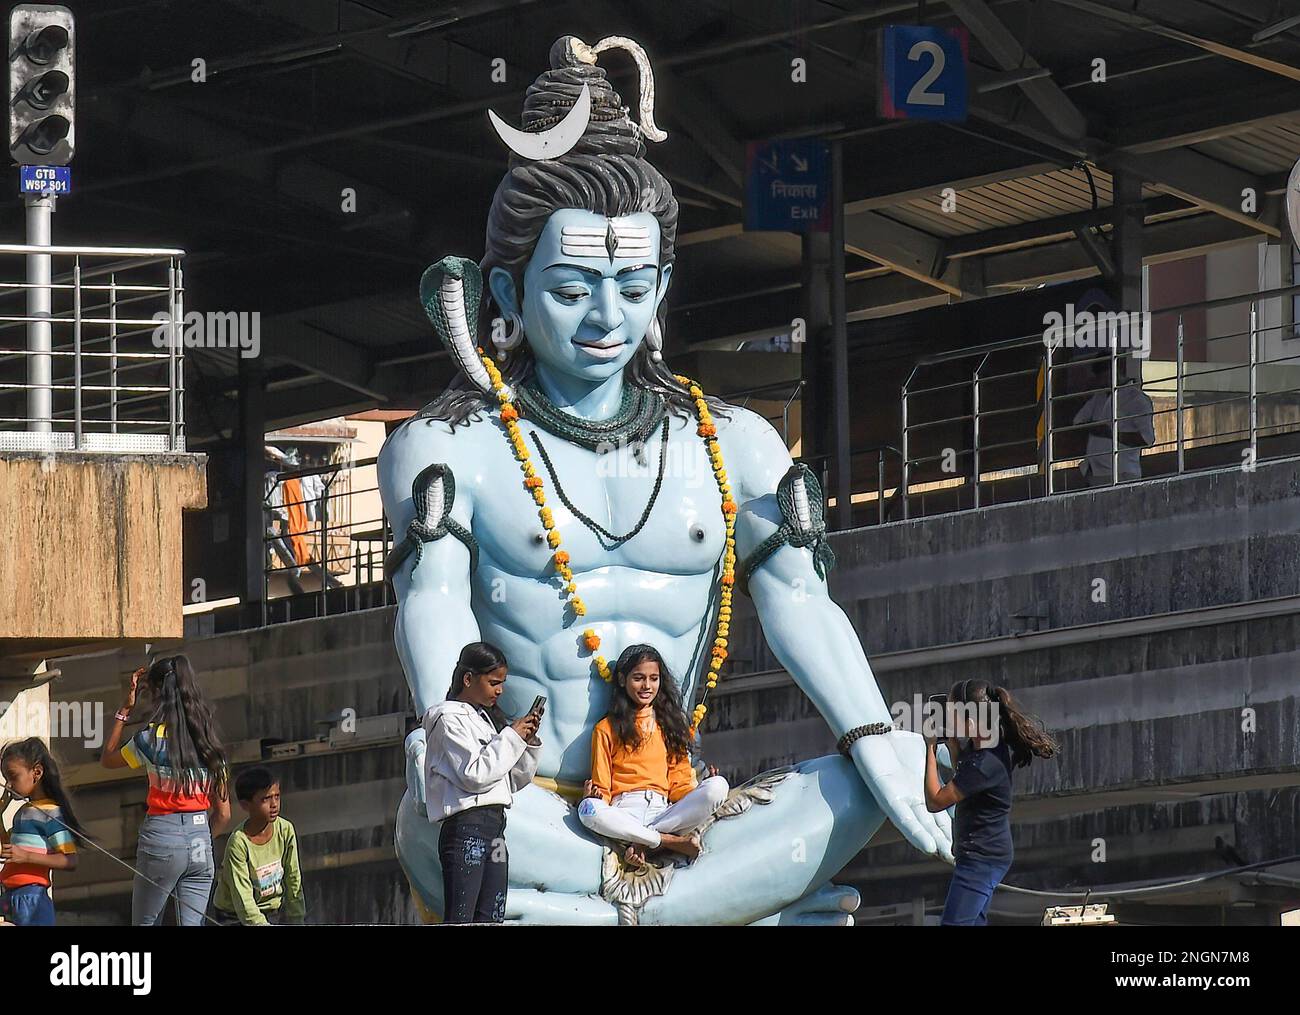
[1176,313,1185,474]
[972,358,983,509]
[319,473,334,618]
[25,192,55,435]
[72,257,81,449]
[877,450,885,525]
[1111,324,1119,485]
[829,139,852,530]
[262,529,269,630]
[168,262,178,450]
[1044,340,1055,495]
[239,352,268,629]
[1249,299,1258,465]
[176,261,186,449]
[109,273,118,433]
[901,377,911,519]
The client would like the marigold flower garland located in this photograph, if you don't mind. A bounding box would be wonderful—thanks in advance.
[477,352,735,735]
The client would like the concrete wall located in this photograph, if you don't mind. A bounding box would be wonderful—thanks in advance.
[0,452,207,670]
[709,457,1300,923]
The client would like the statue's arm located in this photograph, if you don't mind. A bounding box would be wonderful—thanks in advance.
[724,409,950,859]
[724,410,892,735]
[378,420,481,716]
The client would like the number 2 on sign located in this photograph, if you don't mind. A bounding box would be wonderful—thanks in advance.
[907,40,947,106]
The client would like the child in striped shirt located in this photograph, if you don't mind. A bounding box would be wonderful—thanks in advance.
[0,738,82,926]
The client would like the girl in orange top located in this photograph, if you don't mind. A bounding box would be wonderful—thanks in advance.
[578,644,729,865]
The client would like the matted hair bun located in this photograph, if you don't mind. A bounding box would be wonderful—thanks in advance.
[513,36,642,163]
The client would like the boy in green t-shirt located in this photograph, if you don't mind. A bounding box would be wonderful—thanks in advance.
[213,767,305,926]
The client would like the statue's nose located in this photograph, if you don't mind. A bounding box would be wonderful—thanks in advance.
[586,278,624,332]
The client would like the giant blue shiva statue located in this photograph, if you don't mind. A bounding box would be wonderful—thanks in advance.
[379,35,953,925]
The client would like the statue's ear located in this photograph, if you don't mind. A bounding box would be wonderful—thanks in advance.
[654,262,673,311]
[488,266,521,318]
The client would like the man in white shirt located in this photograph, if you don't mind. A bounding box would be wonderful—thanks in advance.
[1073,358,1155,485]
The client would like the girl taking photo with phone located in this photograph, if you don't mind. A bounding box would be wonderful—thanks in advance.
[102,654,231,926]
[924,678,1057,925]
[423,641,542,924]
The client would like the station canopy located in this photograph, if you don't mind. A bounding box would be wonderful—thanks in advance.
[58,0,1300,443]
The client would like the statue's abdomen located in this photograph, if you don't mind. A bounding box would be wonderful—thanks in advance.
[471,567,720,784]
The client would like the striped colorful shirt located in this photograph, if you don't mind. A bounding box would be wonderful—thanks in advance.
[121,723,217,815]
[1,799,77,888]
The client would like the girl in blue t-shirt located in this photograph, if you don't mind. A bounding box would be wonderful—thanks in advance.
[0,738,85,926]
[923,679,1056,926]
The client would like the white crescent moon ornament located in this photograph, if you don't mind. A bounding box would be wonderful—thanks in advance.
[1288,157,1300,250]
[488,82,592,161]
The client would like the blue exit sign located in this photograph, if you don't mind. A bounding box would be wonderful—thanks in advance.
[20,164,71,194]
[744,138,831,233]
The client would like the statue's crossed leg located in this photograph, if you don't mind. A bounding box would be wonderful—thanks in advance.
[395,749,887,926]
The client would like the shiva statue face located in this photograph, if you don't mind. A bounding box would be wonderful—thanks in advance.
[487,209,672,383]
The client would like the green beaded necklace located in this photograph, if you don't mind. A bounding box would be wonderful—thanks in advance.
[514,379,666,452]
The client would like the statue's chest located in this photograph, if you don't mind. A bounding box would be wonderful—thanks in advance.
[470,426,727,577]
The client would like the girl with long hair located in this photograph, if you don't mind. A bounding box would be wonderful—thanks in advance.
[102,654,231,925]
[924,678,1057,925]
[424,641,542,924]
[578,645,728,867]
[0,738,82,926]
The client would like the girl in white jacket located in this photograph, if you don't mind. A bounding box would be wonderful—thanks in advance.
[424,642,541,924]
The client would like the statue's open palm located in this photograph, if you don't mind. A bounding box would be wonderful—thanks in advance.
[855,729,954,863]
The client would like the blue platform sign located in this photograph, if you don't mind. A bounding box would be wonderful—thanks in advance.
[744,138,830,233]
[20,165,71,195]
[879,25,968,122]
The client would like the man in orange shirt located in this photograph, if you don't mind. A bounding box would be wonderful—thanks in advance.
[578,645,729,863]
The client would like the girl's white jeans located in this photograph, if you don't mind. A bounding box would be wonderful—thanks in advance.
[577,776,729,849]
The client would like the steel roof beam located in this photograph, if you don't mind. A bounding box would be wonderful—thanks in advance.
[1046,0,1300,83]
[947,0,1090,140]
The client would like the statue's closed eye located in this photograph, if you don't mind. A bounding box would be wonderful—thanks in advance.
[552,286,589,303]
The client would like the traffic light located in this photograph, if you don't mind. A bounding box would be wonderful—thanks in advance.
[8,4,74,166]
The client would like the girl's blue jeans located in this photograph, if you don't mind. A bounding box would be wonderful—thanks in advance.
[941,856,1012,926]
[132,812,214,927]
[0,884,56,926]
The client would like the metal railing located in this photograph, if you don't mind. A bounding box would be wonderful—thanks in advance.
[255,439,909,630]
[799,444,904,526]
[262,455,392,626]
[900,283,1300,519]
[0,243,185,453]
[721,377,803,446]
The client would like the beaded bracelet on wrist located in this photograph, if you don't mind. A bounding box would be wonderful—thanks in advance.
[836,722,894,756]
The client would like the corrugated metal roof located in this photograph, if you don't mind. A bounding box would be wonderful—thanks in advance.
[882,166,1163,238]
[1192,115,1300,176]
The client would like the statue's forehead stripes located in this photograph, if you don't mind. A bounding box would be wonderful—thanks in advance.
[561,221,655,260]
[544,262,657,277]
